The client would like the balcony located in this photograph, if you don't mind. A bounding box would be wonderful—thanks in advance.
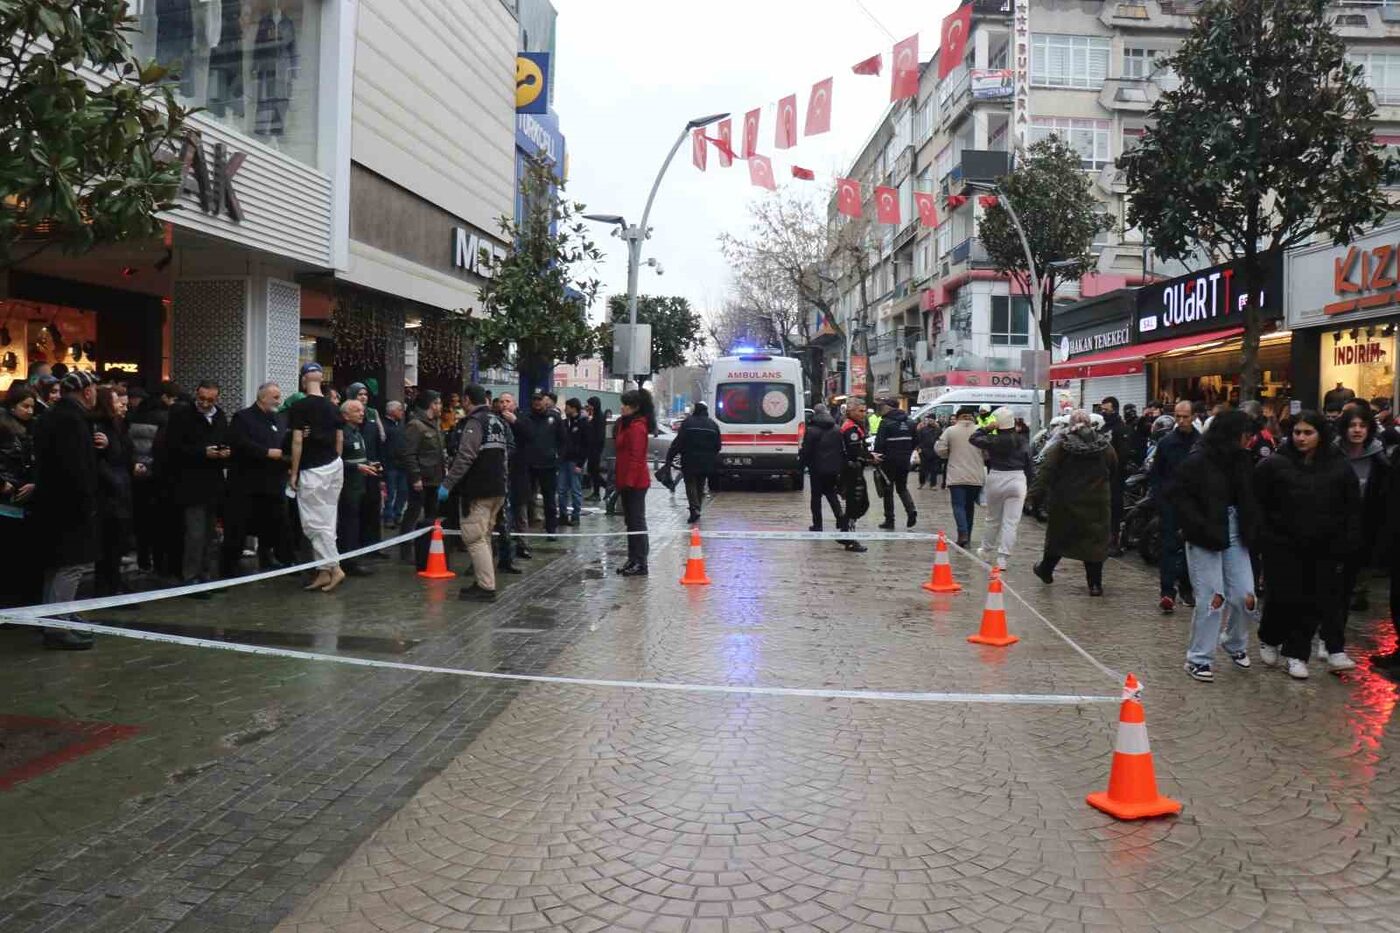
[1098,79,1160,113]
[950,237,995,267]
[1099,0,1201,30]
[938,69,972,127]
[971,0,1012,15]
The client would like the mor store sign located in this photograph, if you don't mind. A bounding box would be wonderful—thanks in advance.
[178,132,244,222]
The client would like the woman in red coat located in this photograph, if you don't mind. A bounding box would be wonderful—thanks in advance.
[614,389,655,576]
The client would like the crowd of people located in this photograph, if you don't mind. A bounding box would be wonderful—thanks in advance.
[0,360,663,648]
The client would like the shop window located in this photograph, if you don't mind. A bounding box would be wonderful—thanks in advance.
[990,296,1032,347]
[1030,118,1112,170]
[1031,35,1110,89]
[130,0,322,166]
[1320,329,1397,406]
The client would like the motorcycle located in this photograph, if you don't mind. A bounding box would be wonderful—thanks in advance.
[1118,467,1161,564]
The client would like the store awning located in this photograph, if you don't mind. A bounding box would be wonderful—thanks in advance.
[1049,327,1243,380]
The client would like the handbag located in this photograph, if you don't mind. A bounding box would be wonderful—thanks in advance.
[653,460,678,492]
[910,449,921,467]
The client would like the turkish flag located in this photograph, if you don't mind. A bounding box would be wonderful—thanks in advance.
[791,166,816,180]
[748,154,776,190]
[852,53,883,76]
[946,194,968,209]
[805,78,833,136]
[836,178,863,218]
[939,4,972,80]
[692,128,707,171]
[978,194,1000,209]
[891,34,919,101]
[775,94,798,149]
[715,118,733,167]
[915,191,939,228]
[875,186,900,224]
[742,108,760,158]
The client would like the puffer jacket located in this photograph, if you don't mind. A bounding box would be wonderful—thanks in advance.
[1254,443,1360,558]
[800,411,845,477]
[1167,445,1260,552]
[970,428,1032,479]
[403,408,446,486]
[1341,437,1388,557]
[935,419,986,487]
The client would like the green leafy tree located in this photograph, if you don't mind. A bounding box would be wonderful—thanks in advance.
[469,156,602,397]
[1124,0,1390,401]
[0,0,190,268]
[979,136,1104,423]
[597,294,705,388]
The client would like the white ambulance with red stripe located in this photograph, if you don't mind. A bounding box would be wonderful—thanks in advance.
[708,352,806,490]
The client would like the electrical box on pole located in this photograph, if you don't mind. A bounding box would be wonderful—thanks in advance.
[610,323,652,380]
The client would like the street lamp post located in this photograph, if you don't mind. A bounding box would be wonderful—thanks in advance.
[586,112,728,384]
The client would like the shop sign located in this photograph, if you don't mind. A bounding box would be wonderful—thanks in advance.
[849,355,868,396]
[921,369,1025,388]
[1066,325,1131,357]
[516,111,564,164]
[452,228,501,279]
[178,131,244,222]
[1285,222,1400,328]
[1012,0,1030,148]
[971,68,1014,100]
[1134,251,1282,340]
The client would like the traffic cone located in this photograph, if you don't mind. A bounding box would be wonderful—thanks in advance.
[967,567,1019,646]
[921,531,962,593]
[416,520,455,580]
[1086,674,1182,820]
[679,527,711,586]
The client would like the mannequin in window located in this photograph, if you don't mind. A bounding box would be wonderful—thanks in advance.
[207,0,246,120]
[253,0,297,141]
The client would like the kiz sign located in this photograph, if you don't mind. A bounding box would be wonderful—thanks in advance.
[178,132,244,222]
[1134,251,1282,340]
[1328,243,1400,316]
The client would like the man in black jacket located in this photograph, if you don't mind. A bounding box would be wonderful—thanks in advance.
[222,382,288,575]
[1149,400,1199,613]
[500,393,533,557]
[381,400,408,525]
[668,402,723,524]
[31,371,102,649]
[166,380,231,588]
[800,404,845,537]
[1101,396,1132,555]
[557,398,589,526]
[527,391,567,534]
[443,384,511,601]
[873,399,917,530]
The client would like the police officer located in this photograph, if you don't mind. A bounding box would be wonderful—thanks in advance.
[839,398,880,553]
[874,398,917,529]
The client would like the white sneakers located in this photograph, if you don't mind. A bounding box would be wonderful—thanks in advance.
[1287,658,1310,680]
[1264,642,1355,676]
[1327,652,1357,672]
[1259,644,1280,667]
[1313,639,1329,662]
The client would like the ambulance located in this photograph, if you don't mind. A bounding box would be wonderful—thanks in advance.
[708,351,807,490]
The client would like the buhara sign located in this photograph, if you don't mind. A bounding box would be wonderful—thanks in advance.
[179,131,244,222]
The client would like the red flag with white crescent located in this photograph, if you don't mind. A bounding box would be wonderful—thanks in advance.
[938,4,972,80]
[715,118,733,168]
[978,195,1000,209]
[791,166,816,180]
[875,186,900,224]
[836,178,863,218]
[748,154,776,190]
[742,108,761,158]
[775,94,798,149]
[915,191,939,228]
[805,78,833,136]
[691,128,707,171]
[891,34,919,101]
[852,53,883,76]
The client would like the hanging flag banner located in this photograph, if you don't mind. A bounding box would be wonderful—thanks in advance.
[836,178,863,218]
[875,186,900,225]
[915,191,939,228]
[978,194,1000,209]
[716,118,734,167]
[805,77,833,136]
[775,94,798,149]
[971,68,1015,100]
[947,194,968,209]
[742,108,761,158]
[891,34,919,101]
[792,166,816,180]
[748,154,776,190]
[691,128,708,171]
[852,53,883,76]
[939,4,972,80]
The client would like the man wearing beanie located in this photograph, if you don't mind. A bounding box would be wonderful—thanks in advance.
[970,406,1033,568]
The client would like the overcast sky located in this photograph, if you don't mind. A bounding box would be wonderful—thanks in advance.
[553,0,958,333]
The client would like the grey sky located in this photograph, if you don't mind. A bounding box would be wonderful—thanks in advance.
[553,0,957,330]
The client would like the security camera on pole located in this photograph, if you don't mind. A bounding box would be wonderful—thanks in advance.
[586,112,728,387]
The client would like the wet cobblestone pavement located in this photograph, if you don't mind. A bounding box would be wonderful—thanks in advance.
[4,486,1400,931]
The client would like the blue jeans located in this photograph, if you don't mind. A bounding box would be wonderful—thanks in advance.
[948,485,981,541]
[557,463,582,519]
[1184,508,1259,666]
[383,467,409,524]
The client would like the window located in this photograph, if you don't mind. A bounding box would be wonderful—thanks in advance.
[989,296,1032,346]
[716,383,795,425]
[1122,125,1145,154]
[914,100,932,142]
[1122,47,1158,79]
[130,0,323,166]
[1030,117,1112,170]
[936,144,954,180]
[1031,35,1110,88]
[937,221,951,259]
[1349,52,1400,105]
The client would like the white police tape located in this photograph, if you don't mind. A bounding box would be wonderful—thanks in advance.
[0,613,1119,706]
[470,529,945,540]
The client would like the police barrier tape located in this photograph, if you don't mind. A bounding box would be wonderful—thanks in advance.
[0,613,1118,706]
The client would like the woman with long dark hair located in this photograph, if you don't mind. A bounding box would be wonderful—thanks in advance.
[585,396,606,500]
[614,388,655,576]
[1168,409,1260,682]
[93,384,139,597]
[1255,411,1361,678]
[1336,403,1388,617]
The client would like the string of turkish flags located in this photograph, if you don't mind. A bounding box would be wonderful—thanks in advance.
[689,3,976,230]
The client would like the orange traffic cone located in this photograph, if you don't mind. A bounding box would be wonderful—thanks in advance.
[679,527,711,586]
[967,567,1019,646]
[1086,674,1182,820]
[921,531,962,593]
[417,520,455,580]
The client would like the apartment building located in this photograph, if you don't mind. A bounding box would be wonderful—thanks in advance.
[828,0,1400,405]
